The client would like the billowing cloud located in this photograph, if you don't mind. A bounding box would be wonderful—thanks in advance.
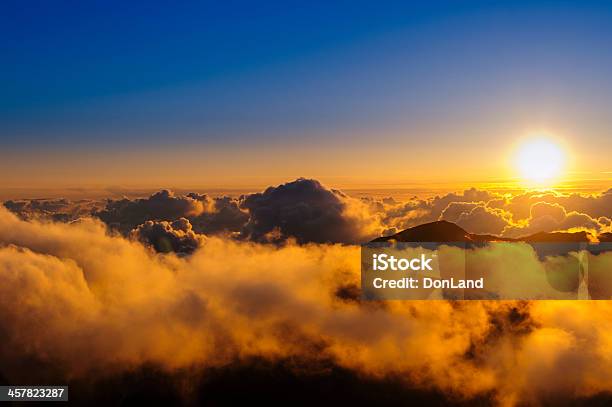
[239,178,381,244]
[93,190,250,238]
[2,206,612,405]
[441,203,511,235]
[4,181,611,245]
[131,218,205,254]
[95,190,205,233]
[440,202,481,223]
[368,188,498,234]
[187,194,249,235]
[372,188,611,239]
[493,189,612,221]
[503,201,608,238]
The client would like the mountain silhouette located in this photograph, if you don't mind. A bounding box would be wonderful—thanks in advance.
[372,220,596,243]
[370,221,611,299]
[372,221,469,242]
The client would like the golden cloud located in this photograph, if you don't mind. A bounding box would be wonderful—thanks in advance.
[1,205,612,405]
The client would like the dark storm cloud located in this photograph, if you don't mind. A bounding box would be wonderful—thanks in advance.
[131,218,204,254]
[93,191,248,238]
[85,179,383,245]
[187,194,249,235]
[55,180,380,245]
[94,190,205,233]
[239,178,380,244]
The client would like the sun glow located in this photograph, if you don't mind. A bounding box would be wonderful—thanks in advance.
[514,137,566,187]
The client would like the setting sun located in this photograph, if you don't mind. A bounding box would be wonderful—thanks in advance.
[514,137,566,186]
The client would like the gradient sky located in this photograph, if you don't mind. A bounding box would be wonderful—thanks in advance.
[2,0,611,191]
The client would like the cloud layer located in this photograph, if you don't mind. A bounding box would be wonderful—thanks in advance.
[1,205,612,405]
[5,180,611,251]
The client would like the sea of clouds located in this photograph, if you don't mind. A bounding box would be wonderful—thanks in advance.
[1,179,612,405]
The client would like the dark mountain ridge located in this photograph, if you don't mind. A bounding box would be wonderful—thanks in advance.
[372,220,596,243]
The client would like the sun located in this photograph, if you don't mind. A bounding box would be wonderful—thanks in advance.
[514,137,566,187]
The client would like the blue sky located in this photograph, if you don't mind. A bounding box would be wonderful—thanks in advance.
[1,1,611,188]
